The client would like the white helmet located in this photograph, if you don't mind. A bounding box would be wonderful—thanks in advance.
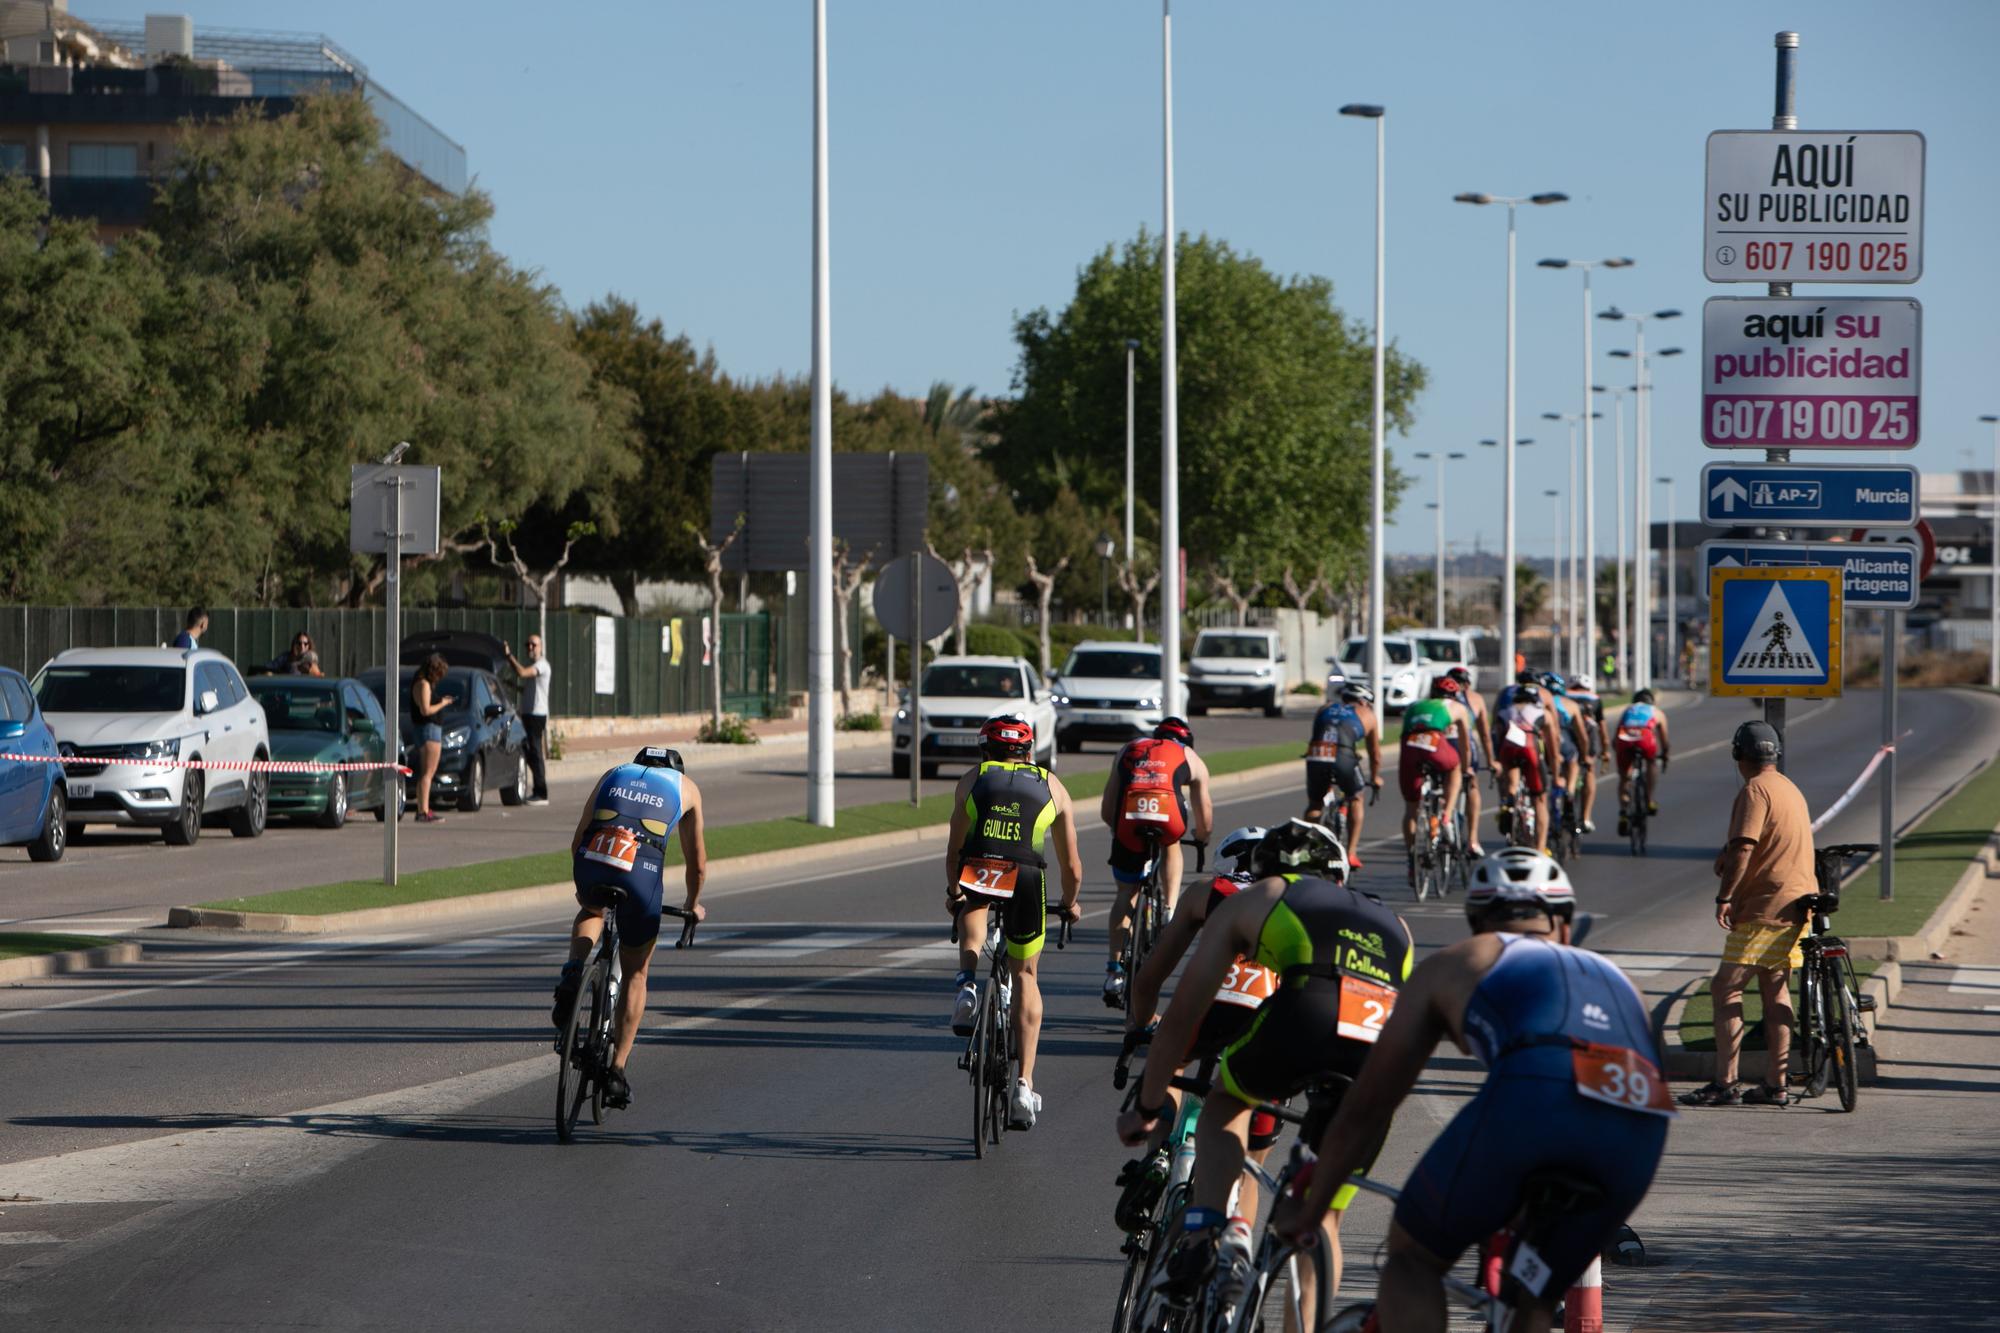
[1216,825,1268,873]
[1467,848,1575,920]
[1568,674,1596,693]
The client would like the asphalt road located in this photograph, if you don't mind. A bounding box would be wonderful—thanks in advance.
[0,708,1303,932]
[0,688,1995,1329]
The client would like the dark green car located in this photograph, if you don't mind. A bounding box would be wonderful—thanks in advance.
[247,677,393,828]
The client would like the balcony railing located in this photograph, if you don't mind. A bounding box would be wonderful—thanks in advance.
[45,175,155,226]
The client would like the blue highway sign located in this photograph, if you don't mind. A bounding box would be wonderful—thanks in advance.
[1710,567,1843,699]
[1700,462,1919,529]
[1699,539,1919,610]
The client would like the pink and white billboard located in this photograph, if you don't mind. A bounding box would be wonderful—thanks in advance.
[1701,297,1920,450]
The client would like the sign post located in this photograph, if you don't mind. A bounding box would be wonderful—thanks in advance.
[874,551,958,805]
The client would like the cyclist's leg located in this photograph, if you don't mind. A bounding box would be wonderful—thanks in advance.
[1159,833,1185,918]
[556,889,611,1021]
[1526,750,1551,854]
[1304,760,1334,821]
[1378,1223,1453,1333]
[611,938,658,1073]
[1004,873,1050,1087]
[1106,836,1146,963]
[956,900,990,978]
[1755,960,1797,1095]
[1437,742,1463,834]
[1462,739,1485,853]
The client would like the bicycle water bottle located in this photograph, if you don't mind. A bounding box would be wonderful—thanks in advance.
[1168,1106,1200,1191]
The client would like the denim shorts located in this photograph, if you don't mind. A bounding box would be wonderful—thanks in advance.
[418,723,443,744]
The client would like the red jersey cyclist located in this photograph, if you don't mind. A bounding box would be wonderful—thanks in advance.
[1101,717,1212,1007]
[1612,688,1671,835]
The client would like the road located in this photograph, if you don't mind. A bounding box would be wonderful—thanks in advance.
[0,709,1299,933]
[0,688,1995,1329]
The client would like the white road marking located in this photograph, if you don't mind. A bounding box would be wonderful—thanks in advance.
[720,930,887,961]
[0,938,421,1025]
[0,1232,65,1245]
[1945,965,2000,993]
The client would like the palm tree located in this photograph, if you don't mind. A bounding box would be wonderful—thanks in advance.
[924,381,984,438]
[1513,562,1550,632]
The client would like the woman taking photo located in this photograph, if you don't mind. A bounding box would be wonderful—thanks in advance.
[411,654,456,824]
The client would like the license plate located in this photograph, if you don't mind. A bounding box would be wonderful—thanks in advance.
[1210,685,1243,696]
[932,730,977,748]
[69,782,93,798]
[1083,712,1121,724]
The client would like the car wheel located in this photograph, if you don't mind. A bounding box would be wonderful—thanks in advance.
[1039,743,1056,773]
[457,756,484,813]
[374,782,405,822]
[500,754,530,806]
[1263,689,1284,718]
[317,773,348,830]
[228,770,268,838]
[27,785,66,863]
[1057,730,1078,755]
[1188,702,1207,717]
[892,753,911,779]
[920,761,939,780]
[164,773,203,845]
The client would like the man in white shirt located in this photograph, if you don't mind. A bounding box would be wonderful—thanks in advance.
[504,635,553,804]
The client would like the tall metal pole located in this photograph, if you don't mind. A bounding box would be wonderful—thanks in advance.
[1659,478,1678,681]
[805,0,835,826]
[1881,610,1897,900]
[1985,416,2000,690]
[1158,0,1182,716]
[382,474,401,886]
[1124,340,1137,566]
[909,559,921,805]
[1607,386,1628,686]
[1368,113,1388,709]
[1503,202,1519,679]
[1434,493,1446,627]
[1768,30,1799,768]
[1634,319,1650,691]
[1581,269,1598,680]
[1566,418,1579,674]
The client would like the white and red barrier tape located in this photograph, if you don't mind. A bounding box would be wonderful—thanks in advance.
[1808,734,1907,834]
[0,753,412,776]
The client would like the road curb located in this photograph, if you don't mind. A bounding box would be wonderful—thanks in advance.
[169,756,1305,935]
[0,941,142,983]
[1847,822,1999,963]
[1657,962,1894,1088]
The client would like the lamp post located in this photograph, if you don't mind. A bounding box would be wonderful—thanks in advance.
[1158,0,1183,716]
[1342,103,1387,711]
[1479,436,1533,648]
[1541,411,1585,674]
[1096,532,1116,624]
[1124,339,1139,565]
[1594,384,1633,686]
[1656,477,1679,684]
[1597,306,1680,689]
[1540,257,1632,682]
[1456,188,1568,687]
[805,0,835,826]
[1981,416,1999,689]
[1412,450,1466,626]
[1545,487,1564,667]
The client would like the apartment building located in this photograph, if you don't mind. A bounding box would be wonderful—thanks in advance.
[0,2,463,236]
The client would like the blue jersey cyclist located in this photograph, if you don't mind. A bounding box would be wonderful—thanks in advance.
[552,746,708,1111]
[1304,680,1382,870]
[1274,848,1670,1332]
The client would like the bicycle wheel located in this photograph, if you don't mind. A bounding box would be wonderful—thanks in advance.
[987,988,1010,1146]
[1326,1304,1376,1333]
[1799,958,1830,1099]
[969,992,991,1157]
[554,960,603,1144]
[1232,1237,1332,1333]
[1113,1222,1159,1333]
[1629,770,1649,856]
[1831,980,1860,1112]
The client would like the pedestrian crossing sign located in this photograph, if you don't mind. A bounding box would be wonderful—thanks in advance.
[1710,567,1842,698]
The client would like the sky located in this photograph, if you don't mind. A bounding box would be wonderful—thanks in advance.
[84,0,2000,556]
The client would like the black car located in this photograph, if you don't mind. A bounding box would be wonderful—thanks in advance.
[357,663,531,813]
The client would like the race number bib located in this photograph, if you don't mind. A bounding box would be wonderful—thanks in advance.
[1307,740,1340,761]
[1504,723,1530,748]
[1618,727,1646,744]
[1572,1042,1677,1118]
[1405,731,1438,752]
[1212,958,1278,1010]
[1123,790,1174,824]
[958,857,1019,899]
[581,825,640,873]
[1336,975,1397,1043]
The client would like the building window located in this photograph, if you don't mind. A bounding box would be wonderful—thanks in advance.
[0,143,26,175]
[69,143,140,177]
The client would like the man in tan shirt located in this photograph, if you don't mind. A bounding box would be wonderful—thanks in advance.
[1681,720,1817,1107]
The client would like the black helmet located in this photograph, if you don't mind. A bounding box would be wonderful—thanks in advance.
[1732,720,1782,763]
[634,746,685,772]
[1516,669,1539,686]
[1633,688,1655,705]
[1446,665,1474,688]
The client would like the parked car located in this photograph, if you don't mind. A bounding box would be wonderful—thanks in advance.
[1410,628,1480,692]
[0,665,67,860]
[357,664,531,812]
[36,647,270,844]
[1185,626,1286,717]
[1327,634,1429,713]
[1050,641,1175,752]
[892,655,1058,779]
[247,676,394,828]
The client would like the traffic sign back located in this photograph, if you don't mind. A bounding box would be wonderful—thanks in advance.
[1710,567,1842,698]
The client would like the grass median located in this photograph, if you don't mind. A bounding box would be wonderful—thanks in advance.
[0,932,116,962]
[193,739,1305,918]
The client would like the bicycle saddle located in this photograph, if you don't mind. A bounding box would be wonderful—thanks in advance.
[1518,1168,1605,1216]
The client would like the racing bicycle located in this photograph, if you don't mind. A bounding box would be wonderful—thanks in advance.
[1410,772,1453,903]
[955,900,1070,1157]
[1623,759,1658,857]
[1796,843,1878,1112]
[1116,837,1205,1012]
[553,891,698,1144]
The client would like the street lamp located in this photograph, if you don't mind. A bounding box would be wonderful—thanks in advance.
[1158,0,1183,715]
[1542,410,1585,674]
[1980,415,1999,689]
[1545,487,1564,668]
[1479,437,1533,650]
[1096,531,1116,624]
[1594,383,1634,686]
[1343,102,1388,712]
[1541,256,1632,679]
[1412,450,1467,626]
[1656,477,1678,685]
[1597,306,1681,688]
[1124,339,1139,565]
[1457,188,1568,689]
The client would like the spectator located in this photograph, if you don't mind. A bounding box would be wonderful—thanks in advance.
[268,632,325,677]
[172,607,208,650]
[502,636,552,805]
[411,654,456,824]
[1681,720,1816,1108]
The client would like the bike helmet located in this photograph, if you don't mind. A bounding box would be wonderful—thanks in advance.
[1339,681,1374,705]
[1516,669,1540,687]
[1731,719,1782,763]
[1568,674,1595,693]
[1249,818,1348,881]
[1537,671,1566,695]
[978,713,1035,759]
[1155,716,1195,748]
[1432,675,1464,697]
[634,746,685,772]
[1216,825,1268,873]
[1466,848,1575,922]
[1445,666,1474,689]
[1632,688,1655,705]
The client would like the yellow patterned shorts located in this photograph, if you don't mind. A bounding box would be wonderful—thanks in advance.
[1721,919,1805,970]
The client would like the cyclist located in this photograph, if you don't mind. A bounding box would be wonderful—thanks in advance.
[1613,688,1672,836]
[1445,667,1492,857]
[1399,682,1471,885]
[1304,680,1382,869]
[1116,819,1414,1310]
[1273,849,1670,1333]
[1540,673,1589,842]
[946,713,1083,1130]
[1101,716,1213,1008]
[1493,672,1562,855]
[1111,825,1283,1232]
[1565,674,1609,834]
[553,746,707,1111]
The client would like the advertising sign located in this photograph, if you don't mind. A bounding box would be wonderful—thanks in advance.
[1704,131,1924,283]
[1701,298,1919,449]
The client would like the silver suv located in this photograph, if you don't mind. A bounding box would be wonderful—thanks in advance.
[35,647,271,844]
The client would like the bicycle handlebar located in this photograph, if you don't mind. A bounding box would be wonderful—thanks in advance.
[662,905,700,949]
[1181,839,1207,874]
[948,898,1074,949]
[1112,1022,1157,1089]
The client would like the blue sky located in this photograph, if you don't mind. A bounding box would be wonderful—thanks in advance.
[88,1,2000,555]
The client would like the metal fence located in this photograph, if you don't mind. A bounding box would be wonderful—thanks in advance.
[0,605,786,720]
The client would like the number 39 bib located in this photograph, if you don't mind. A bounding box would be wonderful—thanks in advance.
[1572,1042,1677,1117]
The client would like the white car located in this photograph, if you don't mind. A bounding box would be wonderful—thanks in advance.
[1051,641,1171,752]
[1328,634,1428,713]
[35,646,271,844]
[1186,627,1285,717]
[1409,629,1480,692]
[892,655,1057,779]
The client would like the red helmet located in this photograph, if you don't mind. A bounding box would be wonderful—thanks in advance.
[1154,716,1195,747]
[1433,675,1464,697]
[979,714,1035,758]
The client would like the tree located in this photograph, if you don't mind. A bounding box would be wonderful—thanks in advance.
[1207,567,1266,624]
[938,545,994,655]
[691,521,742,731]
[475,516,596,647]
[830,540,874,718]
[992,227,1426,586]
[1514,562,1550,633]
[1022,551,1070,677]
[1116,555,1161,645]
[1280,565,1328,679]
